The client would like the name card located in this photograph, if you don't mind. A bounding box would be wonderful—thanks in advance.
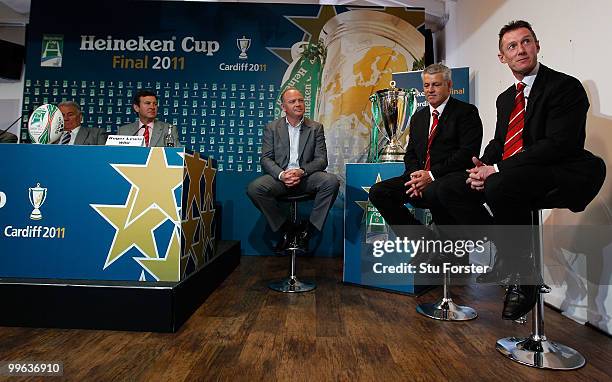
[105,135,145,147]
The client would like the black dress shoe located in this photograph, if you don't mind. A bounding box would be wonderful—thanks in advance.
[273,231,293,254]
[295,228,309,253]
[502,284,539,320]
[476,254,516,285]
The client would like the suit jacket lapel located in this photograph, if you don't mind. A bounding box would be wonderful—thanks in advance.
[298,119,312,161]
[499,86,516,137]
[525,64,547,124]
[74,129,86,145]
[421,97,454,155]
[433,97,454,141]
[278,119,290,163]
[151,121,163,146]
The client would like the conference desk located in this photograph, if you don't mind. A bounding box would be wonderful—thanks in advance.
[0,144,238,331]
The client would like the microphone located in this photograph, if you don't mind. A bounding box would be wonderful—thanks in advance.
[2,113,24,135]
[164,124,176,147]
[1,110,31,143]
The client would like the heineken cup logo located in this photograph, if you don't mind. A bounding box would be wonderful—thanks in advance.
[237,36,251,60]
[41,35,64,67]
[29,182,47,220]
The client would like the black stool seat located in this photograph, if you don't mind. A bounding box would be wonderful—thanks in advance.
[278,193,316,203]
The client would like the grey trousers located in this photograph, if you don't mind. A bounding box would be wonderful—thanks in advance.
[247,171,340,232]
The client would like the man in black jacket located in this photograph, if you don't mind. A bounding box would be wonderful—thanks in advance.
[437,20,605,320]
[369,63,483,244]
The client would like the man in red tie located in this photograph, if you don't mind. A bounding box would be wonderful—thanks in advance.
[369,63,483,254]
[118,90,181,147]
[436,20,605,319]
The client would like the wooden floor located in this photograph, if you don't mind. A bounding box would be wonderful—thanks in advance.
[1,256,611,381]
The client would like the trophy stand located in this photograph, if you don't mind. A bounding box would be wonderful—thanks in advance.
[379,136,407,162]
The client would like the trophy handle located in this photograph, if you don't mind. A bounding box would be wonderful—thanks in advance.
[28,188,34,208]
[40,188,47,206]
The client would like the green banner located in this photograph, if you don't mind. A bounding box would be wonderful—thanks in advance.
[274,42,326,120]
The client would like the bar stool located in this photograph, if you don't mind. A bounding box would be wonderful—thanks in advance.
[496,190,584,369]
[417,268,477,321]
[268,192,316,293]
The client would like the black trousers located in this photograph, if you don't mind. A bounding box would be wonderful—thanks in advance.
[368,175,453,240]
[436,166,558,265]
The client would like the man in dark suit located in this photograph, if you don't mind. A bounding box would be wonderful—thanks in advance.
[436,20,605,320]
[368,63,483,251]
[118,90,181,147]
[57,101,107,145]
[247,87,339,252]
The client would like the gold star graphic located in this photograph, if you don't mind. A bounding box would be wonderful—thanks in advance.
[382,7,425,29]
[287,5,337,43]
[181,213,199,260]
[344,6,425,29]
[267,5,337,65]
[135,227,181,282]
[113,148,183,225]
[191,223,206,268]
[184,152,207,215]
[202,158,217,211]
[356,173,383,211]
[180,253,190,279]
[91,188,168,269]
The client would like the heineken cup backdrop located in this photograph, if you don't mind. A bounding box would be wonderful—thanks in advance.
[21,0,426,256]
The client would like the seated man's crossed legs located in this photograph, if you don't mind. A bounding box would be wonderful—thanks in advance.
[247,172,339,252]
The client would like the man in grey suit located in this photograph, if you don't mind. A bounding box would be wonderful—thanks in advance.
[57,101,107,145]
[118,90,180,147]
[247,87,339,252]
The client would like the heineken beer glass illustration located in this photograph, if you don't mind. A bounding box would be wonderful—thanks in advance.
[317,9,424,174]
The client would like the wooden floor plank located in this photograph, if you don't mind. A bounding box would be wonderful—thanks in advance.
[0,256,610,381]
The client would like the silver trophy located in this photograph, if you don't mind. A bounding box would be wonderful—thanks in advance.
[369,81,417,162]
[28,182,47,220]
[237,36,251,60]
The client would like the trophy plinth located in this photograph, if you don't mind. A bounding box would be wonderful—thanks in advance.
[379,138,406,162]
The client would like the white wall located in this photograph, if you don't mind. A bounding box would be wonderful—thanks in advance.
[0,25,25,138]
[443,0,612,334]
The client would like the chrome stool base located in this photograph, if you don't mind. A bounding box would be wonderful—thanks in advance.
[417,269,477,321]
[269,276,316,293]
[417,297,477,321]
[496,337,586,370]
[268,193,316,294]
[496,209,586,370]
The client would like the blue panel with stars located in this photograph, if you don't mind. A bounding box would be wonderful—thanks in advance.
[344,163,431,295]
[0,144,196,282]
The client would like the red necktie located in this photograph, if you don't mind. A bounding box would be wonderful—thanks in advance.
[502,82,526,159]
[424,110,439,171]
[143,125,150,147]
